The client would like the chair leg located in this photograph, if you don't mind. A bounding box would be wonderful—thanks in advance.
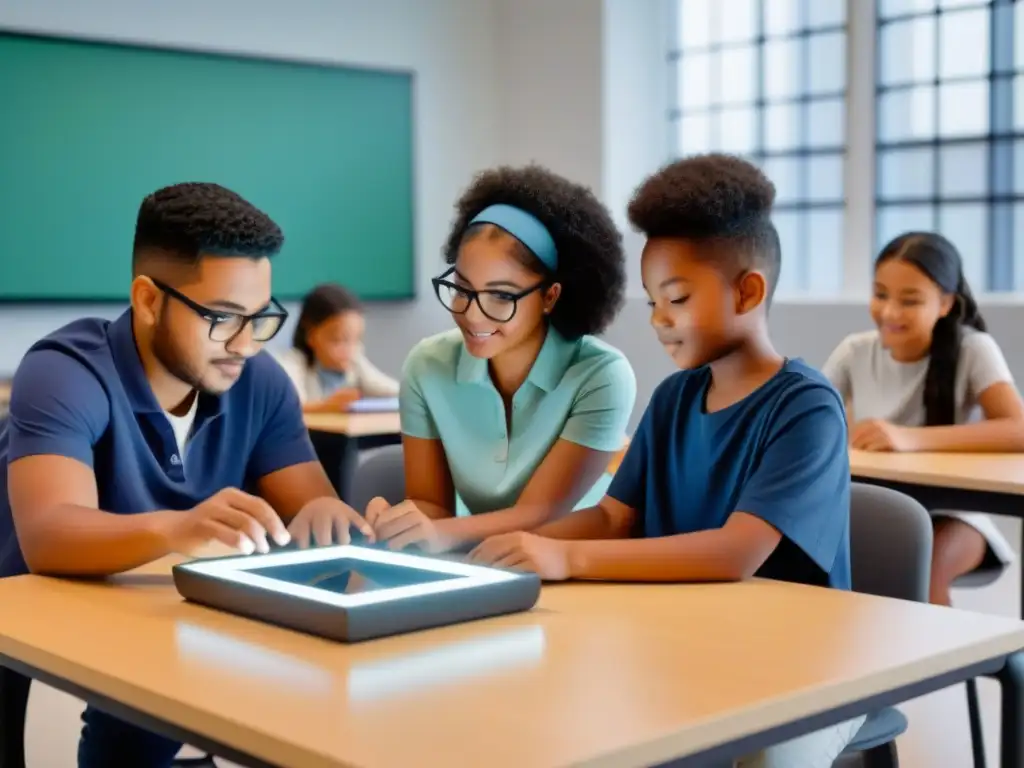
[0,667,30,768]
[859,740,899,768]
[966,677,987,768]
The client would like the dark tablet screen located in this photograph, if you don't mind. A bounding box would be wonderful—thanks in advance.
[249,558,459,595]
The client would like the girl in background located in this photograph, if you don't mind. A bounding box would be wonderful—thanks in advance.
[823,232,1024,605]
[275,283,399,413]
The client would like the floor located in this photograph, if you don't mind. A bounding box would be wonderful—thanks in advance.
[22,518,1023,767]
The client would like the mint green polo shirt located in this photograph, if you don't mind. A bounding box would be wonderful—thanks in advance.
[399,327,636,515]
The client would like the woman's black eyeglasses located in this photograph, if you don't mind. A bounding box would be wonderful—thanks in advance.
[150,278,288,343]
[431,268,546,323]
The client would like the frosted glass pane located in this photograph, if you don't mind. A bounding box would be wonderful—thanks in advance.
[938,81,989,138]
[806,98,845,148]
[808,32,846,94]
[678,52,712,110]
[938,204,987,290]
[1016,139,1024,194]
[806,210,844,296]
[1016,76,1024,131]
[879,86,936,142]
[765,103,801,151]
[678,113,711,155]
[880,16,936,86]
[938,9,990,79]
[764,0,801,37]
[938,0,986,7]
[761,157,801,204]
[880,0,935,17]
[678,0,713,50]
[765,39,802,99]
[807,155,844,203]
[716,0,758,43]
[877,205,935,250]
[719,46,757,106]
[808,0,846,29]
[1015,204,1024,290]
[772,211,803,296]
[1017,2,1024,69]
[879,148,934,200]
[938,142,987,198]
[717,108,756,154]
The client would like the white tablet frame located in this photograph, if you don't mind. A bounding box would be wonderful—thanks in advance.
[178,545,518,608]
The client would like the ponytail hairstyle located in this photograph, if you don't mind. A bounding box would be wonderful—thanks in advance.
[292,283,363,366]
[875,232,986,426]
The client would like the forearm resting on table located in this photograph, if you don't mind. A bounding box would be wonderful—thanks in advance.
[15,506,173,577]
[564,524,772,582]
[441,501,561,547]
[534,502,629,541]
[911,418,1024,452]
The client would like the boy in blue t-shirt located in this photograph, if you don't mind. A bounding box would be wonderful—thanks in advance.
[470,154,861,766]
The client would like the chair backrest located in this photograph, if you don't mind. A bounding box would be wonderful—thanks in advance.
[349,445,405,513]
[849,482,933,603]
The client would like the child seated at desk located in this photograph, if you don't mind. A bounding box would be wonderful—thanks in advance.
[469,154,863,767]
[365,165,636,553]
[275,283,399,413]
[822,232,1024,606]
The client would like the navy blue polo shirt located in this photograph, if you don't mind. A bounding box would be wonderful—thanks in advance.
[607,360,851,590]
[0,310,317,577]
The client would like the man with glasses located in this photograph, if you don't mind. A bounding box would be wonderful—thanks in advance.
[0,182,371,767]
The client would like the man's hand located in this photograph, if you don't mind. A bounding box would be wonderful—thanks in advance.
[152,488,291,556]
[468,532,572,581]
[365,497,451,553]
[288,496,375,548]
[850,419,919,452]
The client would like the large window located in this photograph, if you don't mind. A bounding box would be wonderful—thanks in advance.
[876,0,1024,291]
[670,0,848,297]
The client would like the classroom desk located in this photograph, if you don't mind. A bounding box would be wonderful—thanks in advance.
[303,412,403,504]
[0,567,1023,768]
[303,411,402,438]
[850,449,1024,614]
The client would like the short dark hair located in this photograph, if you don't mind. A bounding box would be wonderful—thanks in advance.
[876,232,986,428]
[442,165,626,339]
[627,153,781,302]
[293,283,364,365]
[132,182,284,271]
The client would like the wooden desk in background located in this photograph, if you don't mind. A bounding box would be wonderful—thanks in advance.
[303,411,401,438]
[0,565,1023,767]
[851,449,1024,615]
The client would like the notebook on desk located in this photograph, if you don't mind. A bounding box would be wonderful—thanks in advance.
[348,397,400,413]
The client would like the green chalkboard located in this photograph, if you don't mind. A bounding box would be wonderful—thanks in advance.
[0,33,415,301]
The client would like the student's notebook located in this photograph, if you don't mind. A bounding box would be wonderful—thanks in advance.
[348,397,400,413]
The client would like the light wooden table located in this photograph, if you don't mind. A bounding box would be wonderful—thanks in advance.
[0,567,1023,767]
[850,449,1024,615]
[303,411,401,438]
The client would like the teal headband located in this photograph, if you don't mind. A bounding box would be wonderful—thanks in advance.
[469,204,558,270]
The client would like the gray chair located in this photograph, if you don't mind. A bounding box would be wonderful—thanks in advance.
[349,444,406,514]
[842,483,987,768]
[841,482,933,767]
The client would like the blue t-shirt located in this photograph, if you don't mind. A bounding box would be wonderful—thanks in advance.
[0,310,318,577]
[607,359,851,589]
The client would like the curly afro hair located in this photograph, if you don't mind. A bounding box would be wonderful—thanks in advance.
[132,182,284,271]
[627,153,781,302]
[442,165,626,339]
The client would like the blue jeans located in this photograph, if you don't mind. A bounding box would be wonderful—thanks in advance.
[78,706,182,768]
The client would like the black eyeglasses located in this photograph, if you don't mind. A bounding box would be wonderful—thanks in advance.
[431,268,546,323]
[150,278,288,343]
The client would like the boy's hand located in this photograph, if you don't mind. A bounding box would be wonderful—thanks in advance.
[288,497,375,547]
[850,419,917,452]
[364,497,451,553]
[468,532,571,581]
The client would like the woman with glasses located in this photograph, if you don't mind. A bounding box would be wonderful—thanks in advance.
[365,165,636,553]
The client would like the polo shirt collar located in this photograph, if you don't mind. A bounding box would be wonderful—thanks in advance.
[108,310,225,418]
[455,326,576,392]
